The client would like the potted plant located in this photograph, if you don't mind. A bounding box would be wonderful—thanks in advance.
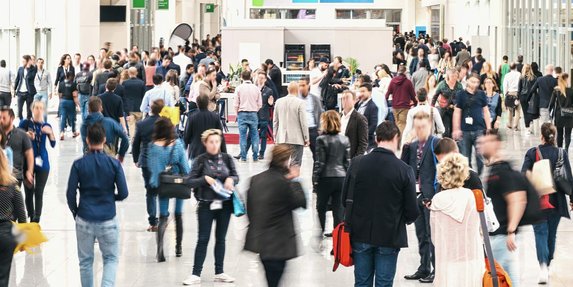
[226,63,243,93]
[344,57,359,83]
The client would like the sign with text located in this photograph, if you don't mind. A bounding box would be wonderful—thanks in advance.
[205,3,215,13]
[158,0,169,10]
[133,0,145,9]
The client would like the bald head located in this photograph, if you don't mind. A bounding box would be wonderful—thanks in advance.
[545,64,554,76]
[128,67,138,78]
[287,81,298,96]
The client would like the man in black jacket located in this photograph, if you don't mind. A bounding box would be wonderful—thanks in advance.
[401,111,440,283]
[342,121,419,286]
[98,78,126,132]
[184,94,227,160]
[14,55,37,120]
[122,67,146,139]
[132,99,164,231]
[355,82,379,150]
[265,59,283,98]
[527,64,557,124]
[341,90,368,158]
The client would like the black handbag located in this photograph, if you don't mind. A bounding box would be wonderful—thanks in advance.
[504,92,519,109]
[554,148,572,196]
[557,96,573,118]
[157,145,192,199]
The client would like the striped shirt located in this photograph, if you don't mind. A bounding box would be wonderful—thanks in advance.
[0,184,26,223]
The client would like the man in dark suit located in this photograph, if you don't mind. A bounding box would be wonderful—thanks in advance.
[527,64,558,124]
[92,59,113,96]
[132,98,163,231]
[122,67,146,139]
[184,94,227,160]
[340,90,368,158]
[155,55,180,78]
[401,111,440,283]
[265,59,283,98]
[14,55,37,120]
[98,78,126,131]
[342,121,419,286]
[355,82,379,150]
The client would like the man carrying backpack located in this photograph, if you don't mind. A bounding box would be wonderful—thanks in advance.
[479,129,536,287]
[75,63,93,120]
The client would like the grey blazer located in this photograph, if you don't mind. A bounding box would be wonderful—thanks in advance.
[273,95,309,145]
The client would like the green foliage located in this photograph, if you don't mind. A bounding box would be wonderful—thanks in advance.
[344,57,359,76]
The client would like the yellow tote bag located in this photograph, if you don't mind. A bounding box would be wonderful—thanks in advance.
[159,106,180,126]
[13,222,48,254]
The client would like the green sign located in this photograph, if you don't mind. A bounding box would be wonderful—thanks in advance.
[132,0,145,9]
[252,0,264,7]
[157,0,169,10]
[205,3,215,13]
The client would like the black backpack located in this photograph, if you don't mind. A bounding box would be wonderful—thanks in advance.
[76,73,91,94]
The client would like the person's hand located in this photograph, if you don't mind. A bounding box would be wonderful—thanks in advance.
[135,162,140,168]
[304,140,310,147]
[205,175,216,186]
[41,125,53,135]
[506,232,517,252]
[286,165,300,180]
[453,130,463,140]
[268,96,274,106]
[25,171,33,186]
[49,93,53,100]
[117,156,124,164]
[26,131,35,140]
[569,202,573,211]
[494,121,500,129]
[224,178,235,191]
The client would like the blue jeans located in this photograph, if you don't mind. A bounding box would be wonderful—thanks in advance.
[244,120,269,157]
[60,99,77,133]
[352,242,400,287]
[142,167,157,225]
[459,129,484,175]
[192,201,232,276]
[158,196,184,217]
[79,93,90,120]
[238,112,259,160]
[491,234,519,287]
[533,213,561,266]
[34,92,49,121]
[76,216,119,287]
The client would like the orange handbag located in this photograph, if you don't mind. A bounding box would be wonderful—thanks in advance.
[471,189,512,287]
[332,222,353,271]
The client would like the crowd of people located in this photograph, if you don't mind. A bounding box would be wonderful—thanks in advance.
[0,28,572,287]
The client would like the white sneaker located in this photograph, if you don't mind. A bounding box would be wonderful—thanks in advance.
[538,264,549,284]
[214,273,235,283]
[182,275,201,285]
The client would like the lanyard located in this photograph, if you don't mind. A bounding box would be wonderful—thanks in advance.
[37,70,44,82]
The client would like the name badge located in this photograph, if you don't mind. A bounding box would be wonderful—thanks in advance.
[465,117,474,125]
[35,156,43,167]
[210,200,223,210]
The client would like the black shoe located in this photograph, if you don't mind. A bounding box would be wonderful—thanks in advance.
[175,215,183,258]
[233,154,241,160]
[324,233,333,238]
[419,273,435,283]
[404,272,428,280]
[259,155,264,160]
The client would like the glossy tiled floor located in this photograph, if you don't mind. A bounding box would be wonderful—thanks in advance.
[7,116,573,287]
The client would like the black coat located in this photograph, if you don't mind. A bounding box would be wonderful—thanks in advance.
[344,110,368,158]
[549,88,573,128]
[98,91,125,123]
[184,109,227,159]
[401,136,439,199]
[132,115,159,167]
[122,78,146,113]
[342,148,419,248]
[268,65,283,98]
[528,75,558,109]
[245,167,307,260]
[522,144,573,219]
[14,66,37,95]
[355,100,379,149]
[54,66,75,86]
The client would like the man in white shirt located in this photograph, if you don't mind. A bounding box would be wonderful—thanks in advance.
[503,63,522,131]
[73,53,83,74]
[173,46,192,70]
[140,74,172,114]
[33,58,52,121]
[310,58,329,96]
[402,88,445,144]
[0,60,12,108]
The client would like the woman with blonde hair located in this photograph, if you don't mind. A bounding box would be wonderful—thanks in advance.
[549,73,573,151]
[430,153,484,286]
[313,110,350,237]
[437,50,455,75]
[519,64,539,134]
[425,74,438,98]
[0,147,26,286]
[480,62,500,87]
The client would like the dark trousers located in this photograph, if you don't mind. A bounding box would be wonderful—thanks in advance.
[556,126,572,152]
[192,201,232,276]
[261,259,286,287]
[23,170,49,222]
[309,127,319,162]
[520,98,534,128]
[459,129,484,175]
[316,177,344,232]
[414,196,435,275]
[245,120,269,157]
[0,222,17,287]
[17,92,33,120]
[142,167,157,226]
[0,92,11,107]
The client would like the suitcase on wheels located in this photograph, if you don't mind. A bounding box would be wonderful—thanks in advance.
[472,189,513,287]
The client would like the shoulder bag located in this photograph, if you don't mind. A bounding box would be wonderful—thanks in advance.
[557,94,573,118]
[554,148,572,196]
[527,148,556,196]
[157,144,192,199]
